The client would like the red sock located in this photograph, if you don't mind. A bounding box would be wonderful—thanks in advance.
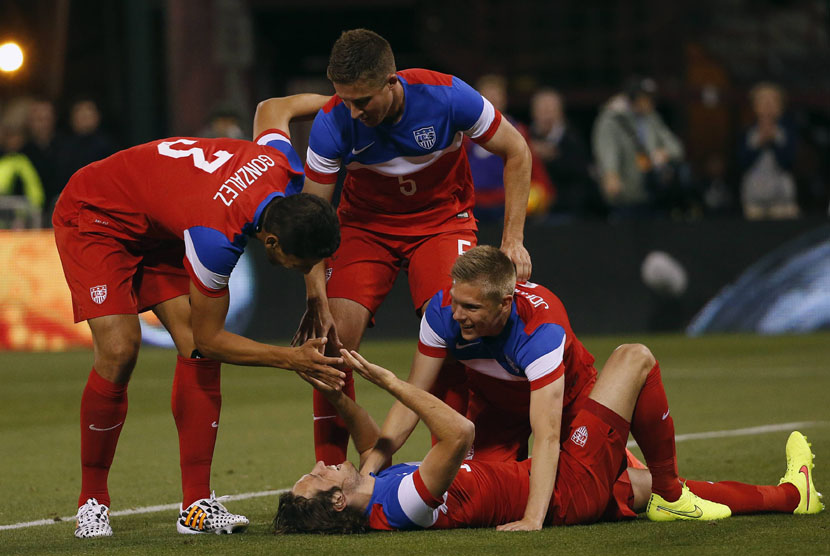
[630,363,681,501]
[171,355,221,508]
[683,478,799,514]
[313,369,355,464]
[79,368,128,508]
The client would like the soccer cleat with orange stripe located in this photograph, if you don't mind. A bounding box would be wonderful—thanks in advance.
[176,491,249,535]
[778,431,825,515]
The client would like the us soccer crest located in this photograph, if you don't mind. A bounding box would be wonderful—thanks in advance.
[90,285,107,305]
[571,425,588,447]
[413,126,436,150]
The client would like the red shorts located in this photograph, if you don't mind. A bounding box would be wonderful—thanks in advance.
[53,223,190,323]
[547,398,636,525]
[325,225,477,315]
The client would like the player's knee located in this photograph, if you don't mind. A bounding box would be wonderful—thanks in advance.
[99,336,141,374]
[615,343,656,377]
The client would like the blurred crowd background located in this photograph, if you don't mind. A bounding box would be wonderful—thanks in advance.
[1,0,829,229]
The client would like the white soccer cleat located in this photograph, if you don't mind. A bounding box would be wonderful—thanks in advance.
[74,498,113,538]
[176,491,249,535]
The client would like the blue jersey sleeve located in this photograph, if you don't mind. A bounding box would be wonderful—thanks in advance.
[183,226,244,293]
[256,132,305,195]
[449,76,487,131]
[308,108,348,160]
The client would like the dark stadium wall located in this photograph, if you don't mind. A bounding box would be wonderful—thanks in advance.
[246,218,827,340]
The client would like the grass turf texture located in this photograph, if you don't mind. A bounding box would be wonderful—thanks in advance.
[1,333,829,555]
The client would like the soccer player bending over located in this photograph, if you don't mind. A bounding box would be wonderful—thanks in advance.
[55,94,346,538]
[274,348,823,533]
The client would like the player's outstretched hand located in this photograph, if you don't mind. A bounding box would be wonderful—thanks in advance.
[496,518,543,532]
[290,338,345,390]
[501,240,532,282]
[292,300,342,355]
[340,349,396,389]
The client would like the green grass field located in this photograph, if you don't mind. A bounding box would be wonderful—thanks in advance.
[1,333,829,555]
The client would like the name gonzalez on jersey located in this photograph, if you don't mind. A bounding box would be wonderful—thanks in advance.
[212,154,277,207]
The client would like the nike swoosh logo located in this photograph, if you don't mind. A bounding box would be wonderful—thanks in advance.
[800,465,811,511]
[89,422,123,432]
[662,409,670,420]
[455,342,480,350]
[351,142,374,155]
[211,421,219,428]
[656,504,703,518]
[313,415,337,421]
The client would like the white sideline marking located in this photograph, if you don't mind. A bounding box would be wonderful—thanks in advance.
[3,420,828,531]
[626,420,828,448]
[0,489,286,531]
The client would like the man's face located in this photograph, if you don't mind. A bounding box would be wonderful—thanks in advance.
[266,243,318,275]
[333,76,396,127]
[292,460,360,499]
[450,280,511,340]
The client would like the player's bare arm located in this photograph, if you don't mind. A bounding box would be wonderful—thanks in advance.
[361,350,446,474]
[189,282,345,390]
[253,94,331,138]
[342,349,474,497]
[498,376,564,531]
[293,177,341,350]
[480,118,533,281]
[306,384,381,469]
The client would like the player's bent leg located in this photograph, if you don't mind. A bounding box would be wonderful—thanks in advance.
[75,315,141,537]
[152,295,196,357]
[313,298,370,464]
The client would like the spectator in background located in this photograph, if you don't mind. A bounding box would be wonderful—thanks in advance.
[463,74,553,221]
[529,88,604,220]
[23,97,65,216]
[0,120,45,228]
[198,105,246,139]
[738,82,799,220]
[56,98,117,189]
[592,77,686,218]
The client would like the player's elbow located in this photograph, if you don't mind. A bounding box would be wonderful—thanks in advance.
[452,416,475,455]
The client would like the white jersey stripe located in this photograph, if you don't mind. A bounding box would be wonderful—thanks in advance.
[184,229,229,291]
[524,334,566,383]
[342,133,464,177]
[305,148,341,176]
[397,473,440,528]
[419,313,447,349]
[465,96,496,140]
[463,359,527,382]
[256,132,290,146]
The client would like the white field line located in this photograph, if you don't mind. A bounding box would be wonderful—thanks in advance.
[626,420,828,448]
[2,420,827,531]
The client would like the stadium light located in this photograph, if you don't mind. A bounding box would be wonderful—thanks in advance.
[0,41,24,73]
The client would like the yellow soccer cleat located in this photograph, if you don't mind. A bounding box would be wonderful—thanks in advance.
[778,431,825,515]
[646,483,732,522]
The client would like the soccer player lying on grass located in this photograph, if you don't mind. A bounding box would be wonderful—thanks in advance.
[361,246,656,530]
[273,348,823,534]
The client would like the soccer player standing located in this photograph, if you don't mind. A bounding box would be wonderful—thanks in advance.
[296,29,533,465]
[53,94,345,538]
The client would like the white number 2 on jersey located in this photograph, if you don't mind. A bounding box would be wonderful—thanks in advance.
[157,139,233,174]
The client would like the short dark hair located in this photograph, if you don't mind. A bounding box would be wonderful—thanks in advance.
[451,245,516,302]
[273,488,369,535]
[327,29,396,86]
[261,193,340,260]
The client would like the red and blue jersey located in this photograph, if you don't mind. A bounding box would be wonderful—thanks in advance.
[55,129,303,297]
[418,282,596,413]
[305,69,502,236]
[366,460,531,531]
